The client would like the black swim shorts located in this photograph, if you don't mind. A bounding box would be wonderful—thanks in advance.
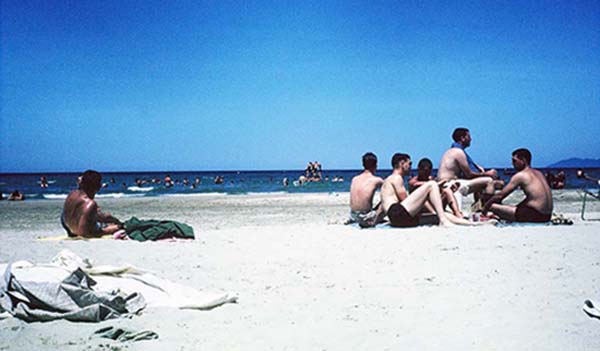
[388,203,420,228]
[61,212,77,237]
[61,212,106,237]
[515,203,551,223]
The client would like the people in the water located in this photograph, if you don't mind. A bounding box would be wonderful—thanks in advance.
[8,190,25,201]
[545,170,565,189]
[303,161,323,182]
[164,175,174,188]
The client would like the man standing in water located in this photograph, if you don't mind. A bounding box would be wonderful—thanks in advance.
[62,170,123,238]
[349,152,384,226]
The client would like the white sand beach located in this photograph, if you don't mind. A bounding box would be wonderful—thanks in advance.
[1,191,600,350]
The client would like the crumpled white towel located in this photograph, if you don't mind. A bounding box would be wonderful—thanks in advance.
[1,249,237,311]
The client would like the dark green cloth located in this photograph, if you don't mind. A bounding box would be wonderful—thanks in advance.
[123,217,195,241]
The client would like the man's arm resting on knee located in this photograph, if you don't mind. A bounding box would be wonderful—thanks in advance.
[76,203,107,238]
[482,175,522,213]
[97,208,122,224]
[456,153,497,179]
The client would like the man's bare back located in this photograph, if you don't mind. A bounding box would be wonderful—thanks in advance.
[62,170,122,238]
[350,171,384,212]
[506,168,553,214]
[438,148,468,180]
[63,189,101,237]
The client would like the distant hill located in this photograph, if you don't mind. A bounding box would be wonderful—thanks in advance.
[547,158,600,168]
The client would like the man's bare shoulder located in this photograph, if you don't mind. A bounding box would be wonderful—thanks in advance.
[371,175,384,184]
[530,168,545,178]
[384,173,403,185]
[443,147,466,160]
[511,169,532,184]
[521,168,546,183]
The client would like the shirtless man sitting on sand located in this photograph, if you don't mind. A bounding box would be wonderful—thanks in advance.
[62,170,124,238]
[364,153,481,228]
[437,127,501,207]
[483,148,553,222]
[349,152,384,226]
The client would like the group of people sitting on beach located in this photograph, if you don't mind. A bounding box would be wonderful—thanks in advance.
[58,127,556,237]
[349,127,554,228]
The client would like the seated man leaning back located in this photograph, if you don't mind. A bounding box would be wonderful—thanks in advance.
[482,148,553,223]
[349,152,384,226]
[364,153,479,228]
[62,170,124,238]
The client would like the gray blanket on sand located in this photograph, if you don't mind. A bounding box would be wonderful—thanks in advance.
[0,265,145,323]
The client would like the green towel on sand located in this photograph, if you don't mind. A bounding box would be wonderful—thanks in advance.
[123,217,195,241]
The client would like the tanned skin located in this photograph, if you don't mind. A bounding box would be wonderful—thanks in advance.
[63,177,122,238]
[483,153,553,221]
[437,131,498,197]
[350,166,384,213]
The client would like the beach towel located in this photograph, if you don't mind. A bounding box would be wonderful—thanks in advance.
[0,263,145,323]
[123,217,195,241]
[37,234,114,241]
[494,221,550,227]
[0,250,237,322]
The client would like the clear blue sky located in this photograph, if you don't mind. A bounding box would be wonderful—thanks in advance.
[1,0,598,172]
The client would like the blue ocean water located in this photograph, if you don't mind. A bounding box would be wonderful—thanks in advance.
[0,168,598,200]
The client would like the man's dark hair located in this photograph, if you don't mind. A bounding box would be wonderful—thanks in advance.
[80,170,102,192]
[391,153,411,169]
[512,148,532,165]
[417,158,433,170]
[362,152,377,170]
[452,128,470,142]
